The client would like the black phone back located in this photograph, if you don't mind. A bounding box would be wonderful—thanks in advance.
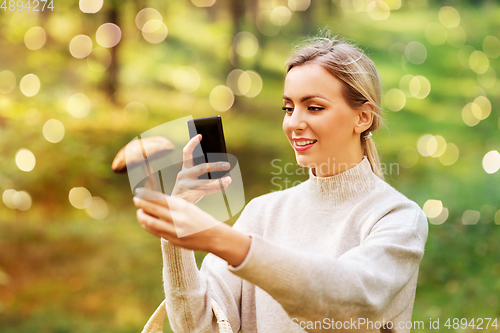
[187,116,228,179]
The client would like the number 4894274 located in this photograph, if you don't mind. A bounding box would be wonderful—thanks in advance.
[1,1,55,11]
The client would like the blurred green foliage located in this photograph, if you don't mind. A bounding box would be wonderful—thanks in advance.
[1,0,499,332]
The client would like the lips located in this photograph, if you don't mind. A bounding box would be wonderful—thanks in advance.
[292,138,317,151]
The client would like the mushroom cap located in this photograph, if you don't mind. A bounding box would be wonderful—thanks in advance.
[112,136,175,173]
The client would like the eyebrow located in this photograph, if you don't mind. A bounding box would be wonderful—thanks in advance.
[283,94,331,103]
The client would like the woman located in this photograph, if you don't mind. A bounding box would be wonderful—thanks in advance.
[133,34,428,332]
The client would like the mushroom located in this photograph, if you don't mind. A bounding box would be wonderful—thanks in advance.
[112,136,175,191]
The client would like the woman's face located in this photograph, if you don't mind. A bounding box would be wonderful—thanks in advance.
[282,62,365,176]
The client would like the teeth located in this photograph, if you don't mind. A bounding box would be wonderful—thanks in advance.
[295,140,316,146]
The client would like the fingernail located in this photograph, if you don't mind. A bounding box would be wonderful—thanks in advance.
[222,162,230,169]
[223,177,231,183]
[134,188,165,200]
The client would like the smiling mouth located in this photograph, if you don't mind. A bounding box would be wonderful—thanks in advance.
[294,139,317,146]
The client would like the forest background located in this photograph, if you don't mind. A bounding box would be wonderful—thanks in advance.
[1,0,500,332]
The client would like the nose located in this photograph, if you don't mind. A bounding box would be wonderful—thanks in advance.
[287,108,307,131]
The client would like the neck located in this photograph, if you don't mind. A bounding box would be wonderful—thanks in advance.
[311,146,364,177]
[305,156,379,208]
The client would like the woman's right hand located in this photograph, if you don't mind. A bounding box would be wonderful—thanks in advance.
[171,134,232,204]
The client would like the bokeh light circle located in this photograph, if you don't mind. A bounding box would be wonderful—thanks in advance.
[234,32,259,58]
[172,66,201,93]
[288,0,311,11]
[439,143,459,166]
[447,27,466,48]
[16,148,36,172]
[480,205,497,224]
[398,147,418,168]
[425,23,447,46]
[339,0,365,13]
[123,102,148,126]
[405,42,427,65]
[482,36,500,59]
[482,150,500,174]
[473,96,491,120]
[67,93,91,118]
[209,85,234,112]
[227,69,246,96]
[43,119,65,143]
[477,67,496,88]
[256,10,280,36]
[79,0,103,13]
[87,47,112,72]
[458,45,475,69]
[96,23,121,48]
[270,6,292,26]
[191,0,216,7]
[142,20,168,44]
[24,27,47,50]
[399,74,414,97]
[384,88,406,111]
[20,74,41,97]
[429,207,449,225]
[237,72,252,96]
[0,70,16,94]
[367,0,390,21]
[3,189,18,209]
[417,134,437,157]
[462,210,480,225]
[431,135,447,158]
[85,196,109,219]
[70,35,93,59]
[12,191,32,211]
[438,6,460,28]
[135,8,162,31]
[462,102,480,126]
[409,76,431,99]
[244,71,263,98]
[69,187,92,209]
[469,51,489,74]
[423,199,443,218]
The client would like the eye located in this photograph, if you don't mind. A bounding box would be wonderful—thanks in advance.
[308,106,324,112]
[282,106,293,114]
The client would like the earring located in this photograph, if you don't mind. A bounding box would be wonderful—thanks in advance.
[363,132,372,140]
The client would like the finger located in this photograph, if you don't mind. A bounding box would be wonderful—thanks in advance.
[192,161,230,178]
[182,134,202,169]
[134,197,173,221]
[137,209,178,238]
[135,190,188,210]
[134,187,166,201]
[195,176,232,192]
[137,210,162,238]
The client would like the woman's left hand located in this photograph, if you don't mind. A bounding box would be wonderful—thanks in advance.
[133,187,251,266]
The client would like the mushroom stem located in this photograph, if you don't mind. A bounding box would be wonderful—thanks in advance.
[144,163,160,192]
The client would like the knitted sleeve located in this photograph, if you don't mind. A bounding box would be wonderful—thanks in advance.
[160,199,259,332]
[228,201,429,329]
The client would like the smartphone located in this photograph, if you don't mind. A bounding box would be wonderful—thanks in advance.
[187,116,228,180]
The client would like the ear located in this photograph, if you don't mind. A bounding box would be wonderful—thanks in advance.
[354,102,375,135]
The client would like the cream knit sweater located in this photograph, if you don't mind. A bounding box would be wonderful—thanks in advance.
[160,157,429,332]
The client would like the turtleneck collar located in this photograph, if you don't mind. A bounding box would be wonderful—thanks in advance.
[303,156,381,208]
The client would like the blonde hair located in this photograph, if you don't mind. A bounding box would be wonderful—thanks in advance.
[285,33,385,180]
